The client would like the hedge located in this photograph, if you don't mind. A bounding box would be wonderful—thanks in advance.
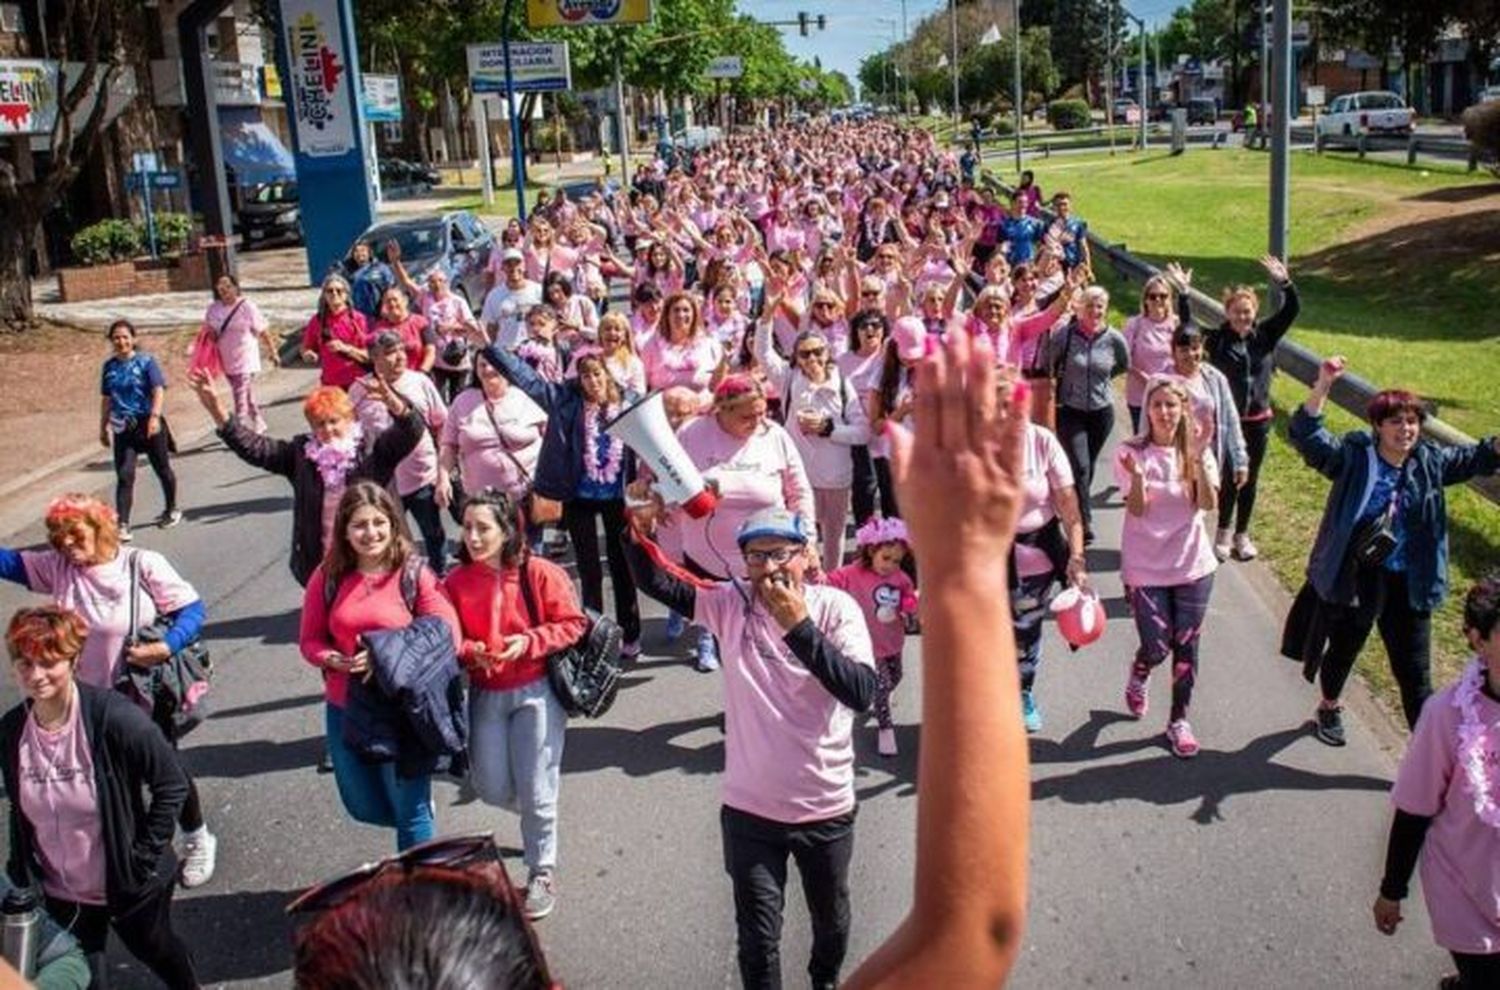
[1047,98,1092,131]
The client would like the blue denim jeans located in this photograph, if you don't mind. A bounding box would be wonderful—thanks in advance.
[325,704,436,851]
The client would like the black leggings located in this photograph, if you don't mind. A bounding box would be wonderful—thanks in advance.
[1451,951,1500,988]
[46,883,198,989]
[431,367,467,405]
[850,449,899,525]
[112,422,176,526]
[1056,405,1115,534]
[1317,567,1433,729]
[564,497,641,643]
[1219,417,1271,534]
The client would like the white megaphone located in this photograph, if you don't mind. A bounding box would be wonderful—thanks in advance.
[605,391,718,519]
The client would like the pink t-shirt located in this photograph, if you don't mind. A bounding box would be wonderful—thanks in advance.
[23,549,198,689]
[1390,671,1500,953]
[442,387,547,498]
[694,582,875,823]
[826,563,916,660]
[673,417,813,578]
[18,695,106,905]
[205,297,269,376]
[1112,444,1220,588]
[350,371,447,497]
[1123,314,1178,406]
[525,244,578,283]
[641,333,723,394]
[1015,424,1076,578]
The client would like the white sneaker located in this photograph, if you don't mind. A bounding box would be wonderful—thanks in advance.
[1233,532,1259,561]
[1213,528,1232,562]
[876,728,898,757]
[118,525,133,544]
[179,829,218,889]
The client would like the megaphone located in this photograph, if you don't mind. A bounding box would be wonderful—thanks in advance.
[605,391,718,519]
[1049,586,1106,650]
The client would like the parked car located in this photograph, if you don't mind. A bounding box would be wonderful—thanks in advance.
[340,211,494,307]
[670,125,723,151]
[1315,91,1414,138]
[1108,99,1139,124]
[238,181,302,250]
[377,157,442,192]
[1186,97,1218,125]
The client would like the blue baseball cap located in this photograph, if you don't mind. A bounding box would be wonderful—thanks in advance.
[736,508,810,548]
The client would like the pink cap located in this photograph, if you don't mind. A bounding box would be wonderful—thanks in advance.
[893,316,927,361]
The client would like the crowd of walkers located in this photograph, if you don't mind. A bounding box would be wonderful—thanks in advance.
[1,116,1497,989]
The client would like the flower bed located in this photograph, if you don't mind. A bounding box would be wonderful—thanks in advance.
[57,253,212,302]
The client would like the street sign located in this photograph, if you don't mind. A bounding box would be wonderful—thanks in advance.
[1305,85,1326,108]
[150,171,182,189]
[467,42,571,94]
[705,56,743,80]
[361,73,402,122]
[132,151,160,173]
[525,0,652,28]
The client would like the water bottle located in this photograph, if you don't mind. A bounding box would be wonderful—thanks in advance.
[0,887,39,979]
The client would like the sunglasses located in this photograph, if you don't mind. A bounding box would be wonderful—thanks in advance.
[743,546,801,566]
[861,290,880,297]
[324,288,348,296]
[1145,292,1169,301]
[813,301,838,309]
[796,348,825,359]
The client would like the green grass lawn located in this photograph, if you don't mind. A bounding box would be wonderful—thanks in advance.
[984,147,1500,716]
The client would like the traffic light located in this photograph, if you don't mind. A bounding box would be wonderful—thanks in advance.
[799,11,809,36]
[817,15,826,31]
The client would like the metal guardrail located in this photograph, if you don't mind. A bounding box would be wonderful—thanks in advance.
[1297,126,1480,170]
[979,124,1230,160]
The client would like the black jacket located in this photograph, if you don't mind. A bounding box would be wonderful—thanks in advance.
[218,407,423,586]
[3,684,187,914]
[344,615,467,778]
[1180,282,1300,420]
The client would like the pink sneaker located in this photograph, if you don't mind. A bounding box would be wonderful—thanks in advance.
[1125,672,1149,719]
[1166,720,1200,758]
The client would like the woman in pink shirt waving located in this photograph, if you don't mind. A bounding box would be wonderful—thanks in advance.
[640,292,724,399]
[1114,376,1221,758]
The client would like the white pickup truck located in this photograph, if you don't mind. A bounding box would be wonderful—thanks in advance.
[1315,91,1415,138]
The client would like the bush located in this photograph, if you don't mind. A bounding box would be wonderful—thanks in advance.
[987,116,1016,137]
[70,219,140,266]
[1047,98,1092,131]
[533,127,574,154]
[143,212,193,254]
[1462,100,1500,176]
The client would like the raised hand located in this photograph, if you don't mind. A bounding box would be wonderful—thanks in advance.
[1260,254,1290,284]
[187,369,229,426]
[1163,261,1193,291]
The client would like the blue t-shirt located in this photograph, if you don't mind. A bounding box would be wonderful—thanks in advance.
[349,261,394,321]
[101,353,166,421]
[1357,456,1408,572]
[1058,217,1089,268]
[1001,215,1044,266]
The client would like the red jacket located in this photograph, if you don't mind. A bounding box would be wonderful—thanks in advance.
[443,558,587,692]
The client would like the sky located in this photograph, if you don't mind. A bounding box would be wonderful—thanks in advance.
[737,0,1183,95]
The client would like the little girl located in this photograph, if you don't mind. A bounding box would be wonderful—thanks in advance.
[827,517,918,757]
[1374,573,1500,989]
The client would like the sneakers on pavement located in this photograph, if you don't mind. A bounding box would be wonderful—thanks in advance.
[1021,690,1043,734]
[1315,705,1347,747]
[1125,671,1149,719]
[876,727,898,757]
[1166,720,1201,759]
[664,611,686,643]
[156,509,184,529]
[695,631,720,672]
[179,829,218,889]
[621,639,641,661]
[1213,527,1233,562]
[524,870,557,921]
[1233,532,1259,561]
[119,525,133,544]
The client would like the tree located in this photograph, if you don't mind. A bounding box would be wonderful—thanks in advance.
[1023,0,1129,104]
[960,27,1059,110]
[0,0,149,329]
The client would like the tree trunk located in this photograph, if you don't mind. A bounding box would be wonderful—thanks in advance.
[0,206,38,329]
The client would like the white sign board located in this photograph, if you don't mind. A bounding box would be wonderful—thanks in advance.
[281,0,359,158]
[705,56,744,80]
[1305,85,1326,107]
[362,73,402,122]
[0,59,59,136]
[467,42,571,94]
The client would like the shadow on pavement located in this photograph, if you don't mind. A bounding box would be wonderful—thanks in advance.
[203,606,302,647]
[209,692,323,720]
[562,713,723,778]
[183,494,292,525]
[1030,712,1390,824]
[171,887,299,985]
[182,733,324,779]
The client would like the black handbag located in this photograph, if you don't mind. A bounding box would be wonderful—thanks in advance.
[517,556,624,719]
[1348,462,1404,570]
[116,550,213,740]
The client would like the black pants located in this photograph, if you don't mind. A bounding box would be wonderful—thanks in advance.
[721,805,855,990]
[1219,417,1271,535]
[563,497,641,643]
[431,367,467,405]
[1056,405,1114,535]
[1317,567,1433,728]
[112,422,177,527]
[46,882,197,989]
[852,449,899,525]
[402,484,449,574]
[1451,951,1500,987]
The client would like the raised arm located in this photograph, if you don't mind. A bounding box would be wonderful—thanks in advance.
[753,316,790,392]
[481,342,567,413]
[1256,255,1299,346]
[1288,356,1351,480]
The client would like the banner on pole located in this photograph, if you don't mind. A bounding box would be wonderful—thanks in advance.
[467,42,572,94]
[525,0,652,28]
[282,0,358,157]
[0,59,60,135]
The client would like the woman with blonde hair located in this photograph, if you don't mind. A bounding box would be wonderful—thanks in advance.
[640,291,723,398]
[594,311,646,394]
[1113,376,1220,757]
[1123,275,1180,431]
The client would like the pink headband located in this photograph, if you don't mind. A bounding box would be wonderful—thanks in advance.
[855,516,909,549]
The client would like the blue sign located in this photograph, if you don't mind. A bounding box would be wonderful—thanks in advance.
[150,171,182,189]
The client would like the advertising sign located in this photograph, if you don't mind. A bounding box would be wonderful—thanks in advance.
[282,0,358,157]
[0,59,60,136]
[362,73,402,122]
[705,56,743,80]
[1305,85,1326,108]
[525,0,652,28]
[467,42,571,94]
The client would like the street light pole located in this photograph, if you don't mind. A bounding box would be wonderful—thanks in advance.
[1269,0,1291,285]
[1012,0,1023,173]
[901,0,909,116]
[1259,1,1269,148]
[950,0,960,131]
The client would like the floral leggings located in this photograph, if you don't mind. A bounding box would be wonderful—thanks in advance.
[1128,574,1216,722]
[872,655,904,730]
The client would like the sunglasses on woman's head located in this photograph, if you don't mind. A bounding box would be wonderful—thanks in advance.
[286,833,505,915]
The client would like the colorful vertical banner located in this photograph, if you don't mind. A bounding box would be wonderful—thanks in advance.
[282,0,358,158]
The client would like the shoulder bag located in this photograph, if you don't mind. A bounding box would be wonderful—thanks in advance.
[518,555,624,719]
[115,550,213,741]
[483,399,564,525]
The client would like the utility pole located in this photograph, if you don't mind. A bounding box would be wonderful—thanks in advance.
[950,0,960,131]
[1105,2,1116,156]
[1012,0,1023,173]
[901,0,910,116]
[613,44,631,188]
[1259,0,1269,148]
[1269,0,1291,296]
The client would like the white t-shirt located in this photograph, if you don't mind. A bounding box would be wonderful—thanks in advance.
[480,280,544,350]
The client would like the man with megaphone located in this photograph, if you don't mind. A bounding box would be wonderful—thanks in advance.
[620,500,878,990]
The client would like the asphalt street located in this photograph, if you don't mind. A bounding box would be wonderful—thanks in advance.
[0,372,1455,988]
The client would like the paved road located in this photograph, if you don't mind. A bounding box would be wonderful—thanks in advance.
[0,382,1454,988]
